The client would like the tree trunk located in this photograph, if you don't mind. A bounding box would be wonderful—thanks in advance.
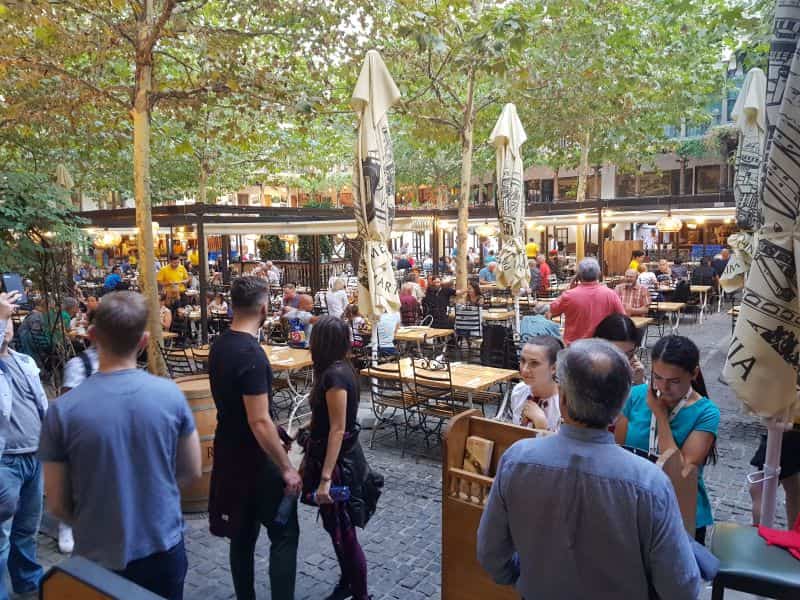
[456,67,476,292]
[575,132,591,202]
[199,160,209,204]
[133,1,165,375]
[679,158,687,196]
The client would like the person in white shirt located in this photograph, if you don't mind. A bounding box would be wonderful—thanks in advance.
[509,336,564,431]
[375,311,402,356]
[208,292,228,316]
[325,278,350,319]
[637,263,658,290]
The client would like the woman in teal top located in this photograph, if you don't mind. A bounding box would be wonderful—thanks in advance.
[614,335,720,545]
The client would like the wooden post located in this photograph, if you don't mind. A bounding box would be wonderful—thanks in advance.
[220,235,231,284]
[310,235,322,293]
[432,217,440,276]
[598,207,604,276]
[198,220,209,344]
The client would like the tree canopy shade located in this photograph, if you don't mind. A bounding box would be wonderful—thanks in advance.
[0,0,369,372]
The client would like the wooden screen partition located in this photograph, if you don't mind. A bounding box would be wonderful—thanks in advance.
[603,240,644,276]
[41,556,163,599]
[657,447,698,537]
[442,410,549,600]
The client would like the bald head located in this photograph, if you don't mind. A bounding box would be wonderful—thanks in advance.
[557,339,631,428]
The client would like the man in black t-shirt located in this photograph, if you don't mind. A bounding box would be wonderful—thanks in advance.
[422,277,456,329]
[208,276,301,600]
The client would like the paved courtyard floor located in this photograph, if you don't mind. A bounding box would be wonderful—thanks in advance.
[16,309,786,599]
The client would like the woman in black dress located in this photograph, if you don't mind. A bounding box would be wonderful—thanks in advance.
[303,316,377,600]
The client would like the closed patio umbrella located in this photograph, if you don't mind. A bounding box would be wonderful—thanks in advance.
[489,103,528,330]
[351,50,401,355]
[722,2,800,527]
[54,163,74,190]
[721,67,766,292]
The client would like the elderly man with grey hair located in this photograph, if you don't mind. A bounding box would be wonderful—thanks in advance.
[544,257,624,344]
[478,339,701,600]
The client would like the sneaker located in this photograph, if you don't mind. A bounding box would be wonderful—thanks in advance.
[324,582,352,600]
[58,523,74,554]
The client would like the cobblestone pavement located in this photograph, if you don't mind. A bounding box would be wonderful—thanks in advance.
[15,309,782,599]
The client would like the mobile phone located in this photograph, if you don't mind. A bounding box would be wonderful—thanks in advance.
[649,370,660,398]
[1,273,27,305]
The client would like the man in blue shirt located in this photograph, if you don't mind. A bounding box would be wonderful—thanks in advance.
[40,292,201,600]
[478,262,497,284]
[478,339,701,600]
[102,265,122,294]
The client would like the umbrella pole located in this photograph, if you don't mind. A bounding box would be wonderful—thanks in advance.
[514,297,520,333]
[759,417,786,528]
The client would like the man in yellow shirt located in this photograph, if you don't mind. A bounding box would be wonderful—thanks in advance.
[525,238,539,260]
[157,255,190,294]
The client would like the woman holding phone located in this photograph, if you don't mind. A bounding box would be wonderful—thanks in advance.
[614,335,720,544]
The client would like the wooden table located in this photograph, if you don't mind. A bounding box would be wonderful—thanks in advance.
[631,316,653,329]
[360,357,517,410]
[482,310,514,323]
[395,326,453,354]
[691,285,712,322]
[658,285,712,323]
[651,301,686,333]
[261,344,313,431]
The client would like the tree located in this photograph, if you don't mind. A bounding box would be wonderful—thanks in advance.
[375,1,535,290]
[0,0,367,372]
[517,0,753,197]
[257,235,287,261]
[0,172,87,386]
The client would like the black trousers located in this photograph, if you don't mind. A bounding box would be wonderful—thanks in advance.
[229,465,299,600]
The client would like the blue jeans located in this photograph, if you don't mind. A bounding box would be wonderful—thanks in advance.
[0,454,43,599]
[115,539,188,600]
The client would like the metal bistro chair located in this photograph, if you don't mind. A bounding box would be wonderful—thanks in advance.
[643,301,667,348]
[158,344,195,378]
[453,304,482,363]
[190,344,210,374]
[367,360,423,457]
[411,357,466,449]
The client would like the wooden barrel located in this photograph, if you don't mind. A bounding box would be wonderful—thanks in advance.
[175,375,216,513]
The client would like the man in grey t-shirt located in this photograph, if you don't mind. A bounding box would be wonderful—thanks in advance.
[39,292,201,600]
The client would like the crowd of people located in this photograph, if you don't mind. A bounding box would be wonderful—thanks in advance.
[1,240,797,600]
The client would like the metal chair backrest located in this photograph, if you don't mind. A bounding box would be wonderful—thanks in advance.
[411,357,455,407]
[454,304,482,338]
[158,345,195,378]
[369,360,406,407]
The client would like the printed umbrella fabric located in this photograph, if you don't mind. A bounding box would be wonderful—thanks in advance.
[721,68,766,292]
[722,2,800,420]
[351,50,401,318]
[489,103,529,293]
[54,163,74,190]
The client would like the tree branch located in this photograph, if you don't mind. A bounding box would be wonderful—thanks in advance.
[151,83,231,105]
[3,58,129,108]
[144,0,178,51]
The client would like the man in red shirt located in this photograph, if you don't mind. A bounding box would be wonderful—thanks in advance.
[546,258,624,344]
[536,255,551,292]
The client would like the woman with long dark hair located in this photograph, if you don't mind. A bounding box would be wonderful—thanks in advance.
[593,314,645,385]
[614,335,719,544]
[302,316,375,600]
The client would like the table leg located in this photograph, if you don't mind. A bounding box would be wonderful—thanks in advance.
[699,291,707,324]
[467,391,474,409]
[494,386,512,422]
[670,311,682,334]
